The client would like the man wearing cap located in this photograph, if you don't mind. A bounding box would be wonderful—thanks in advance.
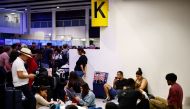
[12,47,36,109]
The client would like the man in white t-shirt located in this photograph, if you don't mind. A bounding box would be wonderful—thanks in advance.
[12,47,36,109]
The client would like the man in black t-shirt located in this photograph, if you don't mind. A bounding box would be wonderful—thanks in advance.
[103,71,127,102]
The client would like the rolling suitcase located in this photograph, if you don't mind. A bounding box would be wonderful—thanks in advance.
[93,72,108,98]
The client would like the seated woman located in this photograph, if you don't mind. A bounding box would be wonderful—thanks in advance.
[35,86,64,109]
[135,68,148,93]
[35,86,53,109]
[74,83,96,109]
[65,71,83,101]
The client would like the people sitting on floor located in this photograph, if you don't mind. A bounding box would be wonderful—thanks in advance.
[103,71,127,102]
[74,83,96,109]
[35,86,64,109]
[135,68,148,93]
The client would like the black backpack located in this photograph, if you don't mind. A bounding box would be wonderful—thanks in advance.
[33,68,49,86]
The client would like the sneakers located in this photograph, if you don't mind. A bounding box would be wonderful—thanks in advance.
[103,97,111,103]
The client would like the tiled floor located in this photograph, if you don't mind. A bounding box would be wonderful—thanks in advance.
[95,98,118,109]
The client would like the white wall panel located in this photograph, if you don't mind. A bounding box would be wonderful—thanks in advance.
[69,0,190,104]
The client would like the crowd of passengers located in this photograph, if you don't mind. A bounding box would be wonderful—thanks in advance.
[0,42,183,109]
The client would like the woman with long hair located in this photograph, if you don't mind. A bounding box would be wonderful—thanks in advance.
[65,71,83,101]
[74,83,96,109]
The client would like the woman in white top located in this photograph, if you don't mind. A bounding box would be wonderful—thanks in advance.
[35,86,53,109]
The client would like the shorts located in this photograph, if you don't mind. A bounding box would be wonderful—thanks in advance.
[75,71,84,78]
[109,88,121,99]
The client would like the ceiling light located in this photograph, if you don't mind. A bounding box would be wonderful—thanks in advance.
[57,7,60,9]
[25,9,27,11]
[10,13,16,15]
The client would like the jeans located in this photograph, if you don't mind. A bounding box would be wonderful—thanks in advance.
[75,71,84,78]
[15,84,36,109]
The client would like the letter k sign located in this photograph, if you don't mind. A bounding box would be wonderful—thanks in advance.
[91,0,108,27]
[95,1,105,18]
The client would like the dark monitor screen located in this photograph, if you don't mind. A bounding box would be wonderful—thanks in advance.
[5,39,13,45]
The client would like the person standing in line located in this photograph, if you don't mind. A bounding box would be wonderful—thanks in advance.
[12,47,36,109]
[74,48,88,78]
[0,47,12,85]
[61,44,69,65]
[166,73,183,109]
[41,43,53,68]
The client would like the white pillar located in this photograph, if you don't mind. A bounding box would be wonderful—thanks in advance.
[52,9,56,40]
[26,7,31,34]
[85,7,90,47]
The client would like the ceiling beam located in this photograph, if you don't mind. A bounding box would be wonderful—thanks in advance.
[30,6,90,13]
[0,0,34,4]
[6,2,90,10]
[0,0,89,7]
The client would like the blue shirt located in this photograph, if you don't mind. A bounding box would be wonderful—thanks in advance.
[79,91,96,107]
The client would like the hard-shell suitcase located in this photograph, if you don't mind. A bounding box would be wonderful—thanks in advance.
[93,72,108,98]
[5,88,23,109]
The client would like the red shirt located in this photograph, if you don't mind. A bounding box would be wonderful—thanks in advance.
[167,83,183,109]
[27,57,38,88]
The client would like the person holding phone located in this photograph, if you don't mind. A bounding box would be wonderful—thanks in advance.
[12,47,36,109]
[103,71,127,102]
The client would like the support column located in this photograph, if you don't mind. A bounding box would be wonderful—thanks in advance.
[26,6,31,34]
[85,7,90,47]
[52,9,56,40]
